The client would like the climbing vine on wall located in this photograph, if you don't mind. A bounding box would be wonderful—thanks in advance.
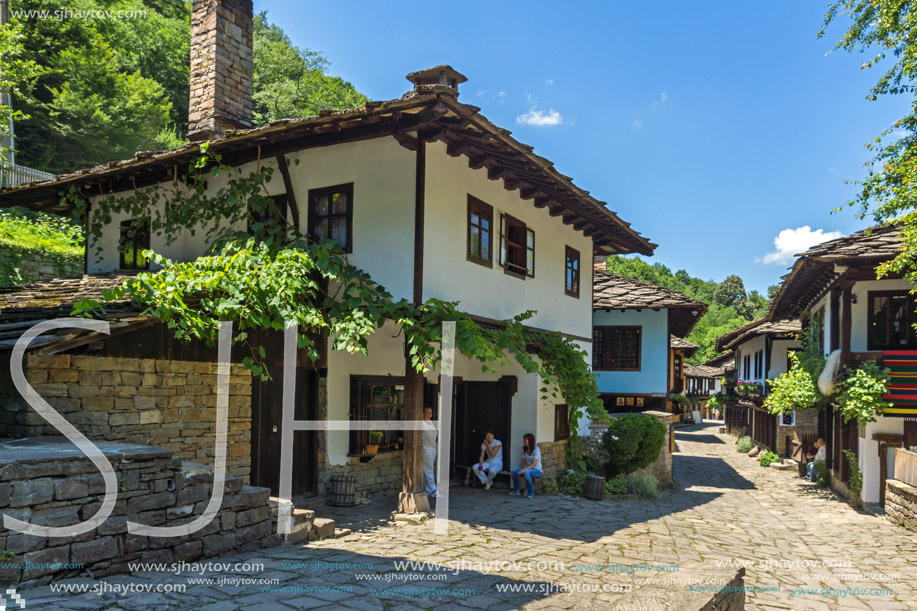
[66,145,607,471]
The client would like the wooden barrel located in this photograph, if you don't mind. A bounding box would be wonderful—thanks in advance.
[583,474,605,500]
[328,475,357,507]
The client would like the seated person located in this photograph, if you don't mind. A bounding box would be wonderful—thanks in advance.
[472,430,503,490]
[509,433,542,499]
[806,437,826,482]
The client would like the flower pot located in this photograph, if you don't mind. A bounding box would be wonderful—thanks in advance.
[365,444,379,455]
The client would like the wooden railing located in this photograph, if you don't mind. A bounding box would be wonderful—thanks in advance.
[894,448,917,488]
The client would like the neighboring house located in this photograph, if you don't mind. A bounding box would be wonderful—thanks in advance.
[770,224,916,506]
[0,0,655,510]
[591,261,706,416]
[715,317,807,455]
[684,364,723,398]
[704,351,735,385]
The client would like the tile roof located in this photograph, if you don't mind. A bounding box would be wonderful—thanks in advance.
[684,363,725,378]
[593,267,707,311]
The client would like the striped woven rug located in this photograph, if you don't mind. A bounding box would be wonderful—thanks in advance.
[882,350,917,418]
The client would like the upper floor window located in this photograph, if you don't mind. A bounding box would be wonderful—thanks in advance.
[119,219,150,271]
[593,326,641,371]
[308,183,353,252]
[499,214,534,278]
[565,246,580,298]
[868,291,917,350]
[467,196,493,267]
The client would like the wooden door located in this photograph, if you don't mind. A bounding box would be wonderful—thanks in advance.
[452,381,511,473]
[251,366,317,496]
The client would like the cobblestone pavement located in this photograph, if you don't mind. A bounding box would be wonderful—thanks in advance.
[20,422,917,610]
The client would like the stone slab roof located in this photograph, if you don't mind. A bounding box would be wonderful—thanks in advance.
[684,363,725,379]
[770,224,903,319]
[714,317,801,352]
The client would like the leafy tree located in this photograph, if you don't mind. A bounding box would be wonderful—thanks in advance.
[0,20,42,164]
[252,12,367,125]
[820,1,917,285]
[713,274,747,309]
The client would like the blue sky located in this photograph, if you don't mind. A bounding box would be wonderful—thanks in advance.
[256,0,911,294]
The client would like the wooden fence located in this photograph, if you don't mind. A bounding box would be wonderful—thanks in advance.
[895,448,917,488]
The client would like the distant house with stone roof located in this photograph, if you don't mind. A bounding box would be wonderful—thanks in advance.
[591,260,706,417]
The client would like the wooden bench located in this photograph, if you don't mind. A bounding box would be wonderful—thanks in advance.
[462,465,543,491]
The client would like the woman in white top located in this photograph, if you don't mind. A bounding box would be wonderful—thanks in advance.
[472,430,503,490]
[509,433,542,499]
[422,406,438,498]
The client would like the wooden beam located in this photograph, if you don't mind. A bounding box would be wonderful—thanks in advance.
[487,166,507,181]
[275,154,300,231]
[446,141,473,157]
[468,155,488,170]
[393,131,420,151]
[413,139,426,305]
[533,197,549,209]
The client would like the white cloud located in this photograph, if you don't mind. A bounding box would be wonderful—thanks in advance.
[757,226,844,265]
[545,78,554,86]
[477,89,490,97]
[516,108,564,127]
[660,91,667,103]
[632,118,643,128]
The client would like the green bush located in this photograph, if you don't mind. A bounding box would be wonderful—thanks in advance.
[736,436,754,453]
[759,451,780,467]
[546,469,587,495]
[600,414,667,478]
[814,459,829,487]
[604,473,627,495]
[625,473,660,499]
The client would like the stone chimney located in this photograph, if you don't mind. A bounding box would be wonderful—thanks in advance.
[403,65,467,100]
[187,0,253,141]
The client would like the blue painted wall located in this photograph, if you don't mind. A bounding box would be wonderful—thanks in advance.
[593,308,668,394]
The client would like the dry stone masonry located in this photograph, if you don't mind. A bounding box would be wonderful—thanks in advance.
[0,355,253,482]
[0,437,316,587]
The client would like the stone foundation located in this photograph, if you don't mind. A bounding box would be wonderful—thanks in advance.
[539,439,568,481]
[0,437,313,587]
[0,354,252,482]
[885,479,917,531]
[318,451,404,498]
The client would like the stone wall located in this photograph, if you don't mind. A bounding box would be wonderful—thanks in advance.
[589,410,675,486]
[775,407,818,456]
[539,439,568,480]
[0,437,313,587]
[318,451,404,499]
[0,354,252,482]
[0,246,82,288]
[885,479,917,531]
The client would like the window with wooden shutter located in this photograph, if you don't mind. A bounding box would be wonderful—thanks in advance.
[119,219,151,271]
[499,214,534,277]
[593,326,641,371]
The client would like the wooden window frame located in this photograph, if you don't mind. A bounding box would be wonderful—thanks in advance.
[348,375,405,456]
[592,326,642,371]
[499,213,534,278]
[118,219,151,271]
[554,404,569,441]
[564,245,580,298]
[308,183,354,253]
[466,196,493,268]
[867,290,917,350]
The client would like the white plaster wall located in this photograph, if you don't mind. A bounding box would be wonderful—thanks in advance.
[734,335,766,383]
[423,140,595,338]
[768,339,800,379]
[860,417,905,504]
[850,278,913,352]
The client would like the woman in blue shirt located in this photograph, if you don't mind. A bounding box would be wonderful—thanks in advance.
[509,433,542,499]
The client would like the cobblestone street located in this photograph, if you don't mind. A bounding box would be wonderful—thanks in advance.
[21,422,917,610]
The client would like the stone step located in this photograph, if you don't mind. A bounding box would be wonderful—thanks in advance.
[309,517,336,540]
[334,528,352,538]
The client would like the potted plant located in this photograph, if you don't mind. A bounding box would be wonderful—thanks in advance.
[366,431,384,455]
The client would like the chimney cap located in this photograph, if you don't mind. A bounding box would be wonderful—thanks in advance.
[405,65,467,95]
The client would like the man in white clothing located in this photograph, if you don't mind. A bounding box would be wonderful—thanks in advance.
[472,430,503,490]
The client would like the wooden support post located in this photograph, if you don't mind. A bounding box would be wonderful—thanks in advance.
[830,288,841,352]
[841,284,853,362]
[398,134,430,514]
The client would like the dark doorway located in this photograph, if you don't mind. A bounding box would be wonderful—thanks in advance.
[451,381,512,474]
[251,366,318,496]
